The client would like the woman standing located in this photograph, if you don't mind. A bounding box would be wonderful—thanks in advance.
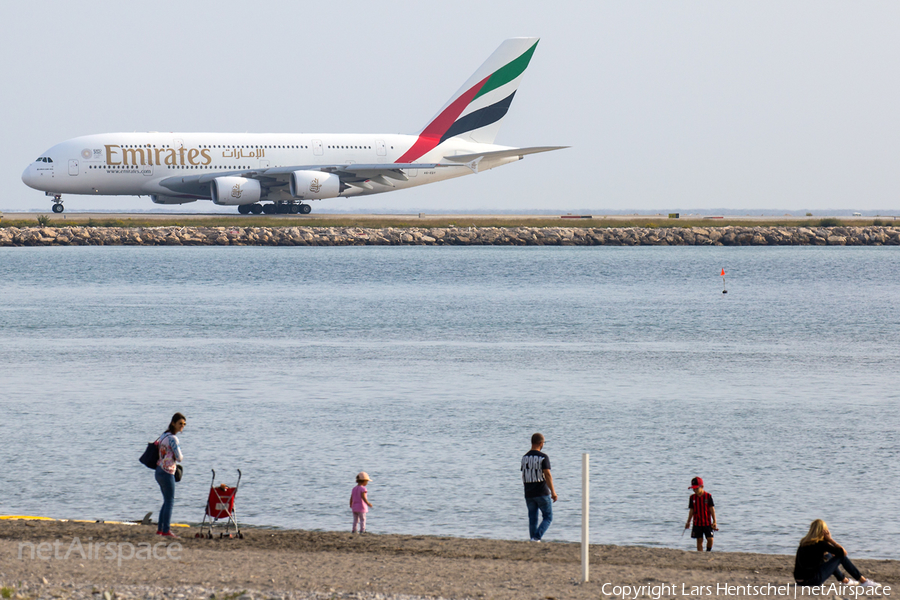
[793,519,878,587]
[156,412,186,537]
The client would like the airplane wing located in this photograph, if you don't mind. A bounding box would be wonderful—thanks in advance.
[157,147,567,197]
[158,163,455,196]
[441,146,568,173]
[256,163,454,190]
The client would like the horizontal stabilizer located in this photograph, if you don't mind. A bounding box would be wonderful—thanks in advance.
[442,146,568,164]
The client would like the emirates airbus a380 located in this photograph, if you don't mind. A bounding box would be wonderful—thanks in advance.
[22,38,564,215]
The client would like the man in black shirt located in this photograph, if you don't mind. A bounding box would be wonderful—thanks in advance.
[521,432,558,541]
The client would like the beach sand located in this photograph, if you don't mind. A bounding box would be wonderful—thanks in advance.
[1,520,896,599]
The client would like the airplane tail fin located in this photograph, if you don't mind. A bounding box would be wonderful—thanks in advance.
[396,38,539,163]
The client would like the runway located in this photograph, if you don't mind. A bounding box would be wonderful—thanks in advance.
[0,211,872,223]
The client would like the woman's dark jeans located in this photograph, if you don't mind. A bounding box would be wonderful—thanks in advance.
[800,553,863,586]
[155,466,176,533]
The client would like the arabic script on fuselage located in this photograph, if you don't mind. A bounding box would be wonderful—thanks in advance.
[104,145,267,167]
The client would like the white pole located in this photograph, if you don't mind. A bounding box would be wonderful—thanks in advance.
[582,452,589,583]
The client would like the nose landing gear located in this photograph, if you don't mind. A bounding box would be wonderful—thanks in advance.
[49,194,64,213]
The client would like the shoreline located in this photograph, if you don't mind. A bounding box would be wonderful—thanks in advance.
[1,225,899,247]
[2,521,896,599]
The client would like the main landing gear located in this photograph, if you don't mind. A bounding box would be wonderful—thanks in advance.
[237,202,311,215]
[237,204,263,215]
[48,193,64,213]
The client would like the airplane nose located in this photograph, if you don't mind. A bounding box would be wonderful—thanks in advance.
[21,164,37,189]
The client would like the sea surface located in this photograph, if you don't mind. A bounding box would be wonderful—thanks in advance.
[0,245,897,558]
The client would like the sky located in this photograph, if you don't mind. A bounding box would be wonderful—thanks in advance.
[3,1,900,214]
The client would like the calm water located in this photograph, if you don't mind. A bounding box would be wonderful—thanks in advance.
[0,246,897,558]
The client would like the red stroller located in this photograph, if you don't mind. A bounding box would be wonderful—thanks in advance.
[196,469,243,539]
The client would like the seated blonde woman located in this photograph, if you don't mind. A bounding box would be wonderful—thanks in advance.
[793,519,878,587]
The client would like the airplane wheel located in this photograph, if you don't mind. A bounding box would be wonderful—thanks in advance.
[299,204,311,215]
[207,533,213,539]
[238,532,244,539]
[262,204,276,215]
[194,533,201,538]
[238,204,251,215]
[52,204,64,213]
[289,205,300,214]
[250,204,263,215]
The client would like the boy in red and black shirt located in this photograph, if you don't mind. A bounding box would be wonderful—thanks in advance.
[685,476,717,551]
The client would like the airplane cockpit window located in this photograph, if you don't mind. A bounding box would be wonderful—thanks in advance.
[47,158,53,162]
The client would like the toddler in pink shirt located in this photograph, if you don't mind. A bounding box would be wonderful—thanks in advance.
[350,471,373,533]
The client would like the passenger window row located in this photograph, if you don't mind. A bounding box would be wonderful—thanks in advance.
[200,145,309,149]
[88,165,252,170]
[113,144,311,149]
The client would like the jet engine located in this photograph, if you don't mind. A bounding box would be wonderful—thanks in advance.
[151,195,197,205]
[290,171,340,199]
[211,177,261,205]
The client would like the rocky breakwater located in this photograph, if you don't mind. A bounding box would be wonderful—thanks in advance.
[1,225,899,246]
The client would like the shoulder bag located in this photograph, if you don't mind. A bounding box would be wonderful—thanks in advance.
[139,439,159,469]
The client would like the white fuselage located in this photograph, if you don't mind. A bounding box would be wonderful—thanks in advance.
[21,132,516,203]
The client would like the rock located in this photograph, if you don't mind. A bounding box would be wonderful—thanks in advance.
[2,225,899,247]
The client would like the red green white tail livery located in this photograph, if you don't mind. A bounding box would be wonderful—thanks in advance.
[397,37,540,162]
[23,38,566,215]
